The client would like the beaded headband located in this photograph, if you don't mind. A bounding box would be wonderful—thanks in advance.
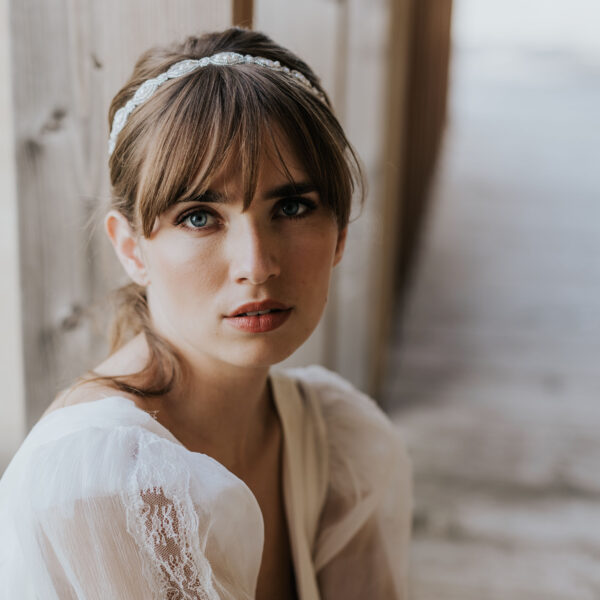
[108,51,326,156]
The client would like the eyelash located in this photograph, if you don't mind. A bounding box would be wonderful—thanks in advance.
[175,208,218,230]
[277,197,317,219]
[174,197,318,231]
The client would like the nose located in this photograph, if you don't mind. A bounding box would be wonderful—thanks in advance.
[228,219,281,285]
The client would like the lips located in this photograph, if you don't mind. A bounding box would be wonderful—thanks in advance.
[227,300,290,318]
[224,300,292,333]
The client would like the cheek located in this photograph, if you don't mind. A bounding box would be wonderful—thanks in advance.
[286,229,338,293]
[145,237,223,300]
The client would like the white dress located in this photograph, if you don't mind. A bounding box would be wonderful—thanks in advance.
[0,365,412,599]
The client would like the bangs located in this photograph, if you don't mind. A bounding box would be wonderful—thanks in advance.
[131,65,357,237]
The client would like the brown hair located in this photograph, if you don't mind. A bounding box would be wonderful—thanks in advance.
[93,27,363,396]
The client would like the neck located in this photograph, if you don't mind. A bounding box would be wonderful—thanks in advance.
[96,333,278,475]
[162,355,275,473]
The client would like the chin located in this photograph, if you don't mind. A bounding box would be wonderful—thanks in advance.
[220,335,306,369]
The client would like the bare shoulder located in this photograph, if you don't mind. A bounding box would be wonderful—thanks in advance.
[43,334,149,418]
[43,380,138,418]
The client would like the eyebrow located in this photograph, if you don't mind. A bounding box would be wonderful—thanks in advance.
[185,189,224,204]
[183,182,318,204]
[263,182,318,200]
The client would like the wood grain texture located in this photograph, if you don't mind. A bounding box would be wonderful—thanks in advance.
[0,0,25,471]
[330,0,413,395]
[10,0,231,427]
[371,0,413,397]
[398,0,453,290]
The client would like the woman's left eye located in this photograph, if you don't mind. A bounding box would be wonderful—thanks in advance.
[277,198,316,219]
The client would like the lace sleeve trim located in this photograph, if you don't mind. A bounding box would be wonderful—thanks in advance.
[124,485,218,600]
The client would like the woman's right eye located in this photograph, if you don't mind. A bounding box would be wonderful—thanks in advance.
[177,208,217,230]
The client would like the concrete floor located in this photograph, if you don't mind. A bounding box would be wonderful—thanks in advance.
[383,7,600,599]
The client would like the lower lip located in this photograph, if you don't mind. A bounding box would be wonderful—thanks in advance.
[225,309,292,333]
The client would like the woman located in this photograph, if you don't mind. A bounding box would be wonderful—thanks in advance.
[0,27,412,599]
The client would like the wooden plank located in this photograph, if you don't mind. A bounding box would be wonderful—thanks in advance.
[330,0,413,395]
[0,0,25,471]
[398,0,453,289]
[371,0,414,397]
[10,0,232,427]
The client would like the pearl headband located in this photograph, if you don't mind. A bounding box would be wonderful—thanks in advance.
[108,51,326,156]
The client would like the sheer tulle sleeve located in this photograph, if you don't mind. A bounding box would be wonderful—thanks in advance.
[0,398,263,600]
[293,366,413,599]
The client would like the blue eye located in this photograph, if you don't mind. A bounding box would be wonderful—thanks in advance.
[278,198,315,218]
[180,209,215,229]
[282,200,301,216]
[188,212,207,227]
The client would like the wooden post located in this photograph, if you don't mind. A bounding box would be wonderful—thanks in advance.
[331,0,414,396]
[233,0,254,28]
[398,0,453,290]
[8,0,232,429]
[370,0,414,396]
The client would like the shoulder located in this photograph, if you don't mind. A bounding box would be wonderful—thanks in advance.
[26,396,173,487]
[280,365,411,479]
[44,380,139,417]
[3,406,262,599]
[43,333,151,417]
[18,397,249,518]
[281,364,397,436]
[281,366,412,567]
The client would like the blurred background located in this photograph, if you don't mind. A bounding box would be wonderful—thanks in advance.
[1,0,599,598]
[384,1,600,598]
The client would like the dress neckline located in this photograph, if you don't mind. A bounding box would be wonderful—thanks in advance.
[38,372,293,515]
[41,372,285,455]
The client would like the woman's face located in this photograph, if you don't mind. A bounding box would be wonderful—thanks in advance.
[120,135,346,371]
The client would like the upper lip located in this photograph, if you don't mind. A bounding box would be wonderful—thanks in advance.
[226,300,291,317]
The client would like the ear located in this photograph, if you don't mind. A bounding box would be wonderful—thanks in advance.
[104,210,149,286]
[333,227,348,267]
